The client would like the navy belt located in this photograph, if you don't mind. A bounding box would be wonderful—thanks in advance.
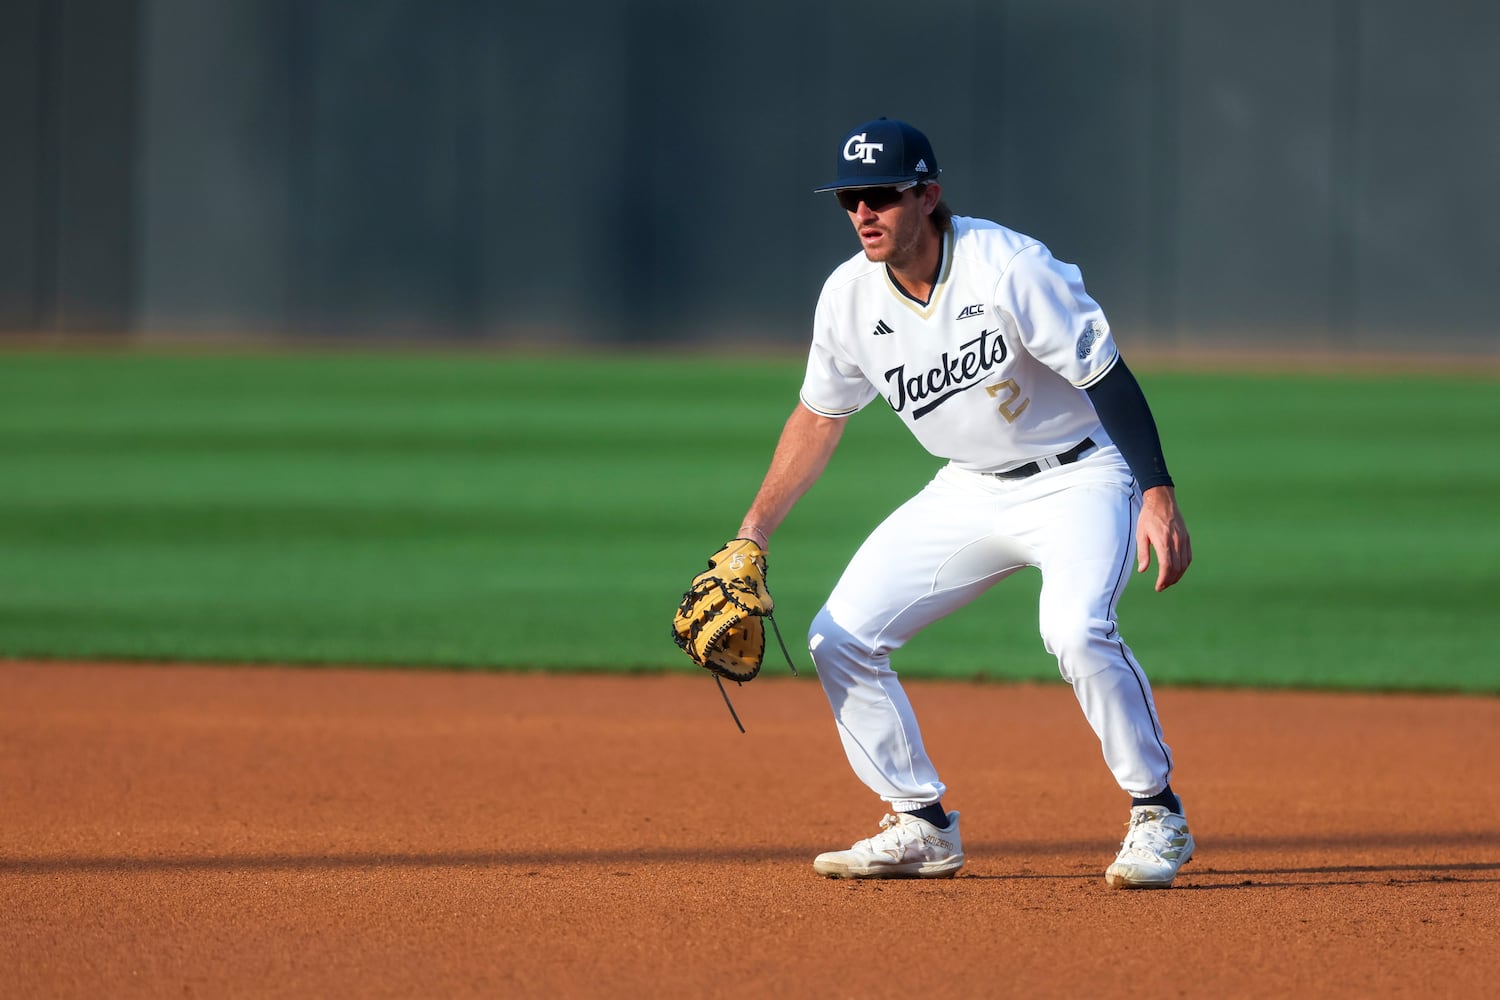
[987,437,1096,480]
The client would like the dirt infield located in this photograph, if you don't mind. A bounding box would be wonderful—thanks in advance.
[3,662,1496,998]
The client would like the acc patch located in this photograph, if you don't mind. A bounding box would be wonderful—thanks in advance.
[1076,320,1104,360]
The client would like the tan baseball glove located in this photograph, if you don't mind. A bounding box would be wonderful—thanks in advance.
[672,538,797,729]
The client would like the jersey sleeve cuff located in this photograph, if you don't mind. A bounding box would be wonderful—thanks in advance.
[1072,349,1121,390]
[797,393,861,418]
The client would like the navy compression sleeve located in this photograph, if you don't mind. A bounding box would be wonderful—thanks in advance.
[1086,359,1174,491]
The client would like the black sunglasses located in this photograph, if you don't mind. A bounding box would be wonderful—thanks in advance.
[835,181,921,213]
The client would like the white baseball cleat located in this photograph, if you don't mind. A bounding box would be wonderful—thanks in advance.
[1105,804,1195,889]
[813,811,964,879]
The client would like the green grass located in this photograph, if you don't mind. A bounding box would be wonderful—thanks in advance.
[0,350,1495,692]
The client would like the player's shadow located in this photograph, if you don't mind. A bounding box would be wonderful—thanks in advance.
[955,830,1500,886]
[959,860,1500,885]
[1168,861,1500,889]
[8,832,1498,884]
[0,846,815,875]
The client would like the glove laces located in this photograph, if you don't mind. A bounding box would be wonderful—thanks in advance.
[715,612,798,734]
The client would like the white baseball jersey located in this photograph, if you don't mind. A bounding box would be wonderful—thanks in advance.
[800,216,1119,473]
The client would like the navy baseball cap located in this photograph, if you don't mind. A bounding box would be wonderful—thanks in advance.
[813,118,941,192]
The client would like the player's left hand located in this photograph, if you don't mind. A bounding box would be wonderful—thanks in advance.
[1137,486,1191,592]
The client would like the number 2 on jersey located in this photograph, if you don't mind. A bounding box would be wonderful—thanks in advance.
[985,379,1031,423]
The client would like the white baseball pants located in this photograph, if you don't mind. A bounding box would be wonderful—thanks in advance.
[807,446,1175,810]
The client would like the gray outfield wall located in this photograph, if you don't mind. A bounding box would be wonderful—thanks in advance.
[3,0,1497,357]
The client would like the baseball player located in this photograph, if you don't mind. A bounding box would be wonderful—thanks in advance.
[734,118,1195,887]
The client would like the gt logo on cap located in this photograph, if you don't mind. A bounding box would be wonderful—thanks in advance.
[843,133,884,164]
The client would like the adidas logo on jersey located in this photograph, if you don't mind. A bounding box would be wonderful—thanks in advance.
[956,303,985,320]
[872,319,894,336]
